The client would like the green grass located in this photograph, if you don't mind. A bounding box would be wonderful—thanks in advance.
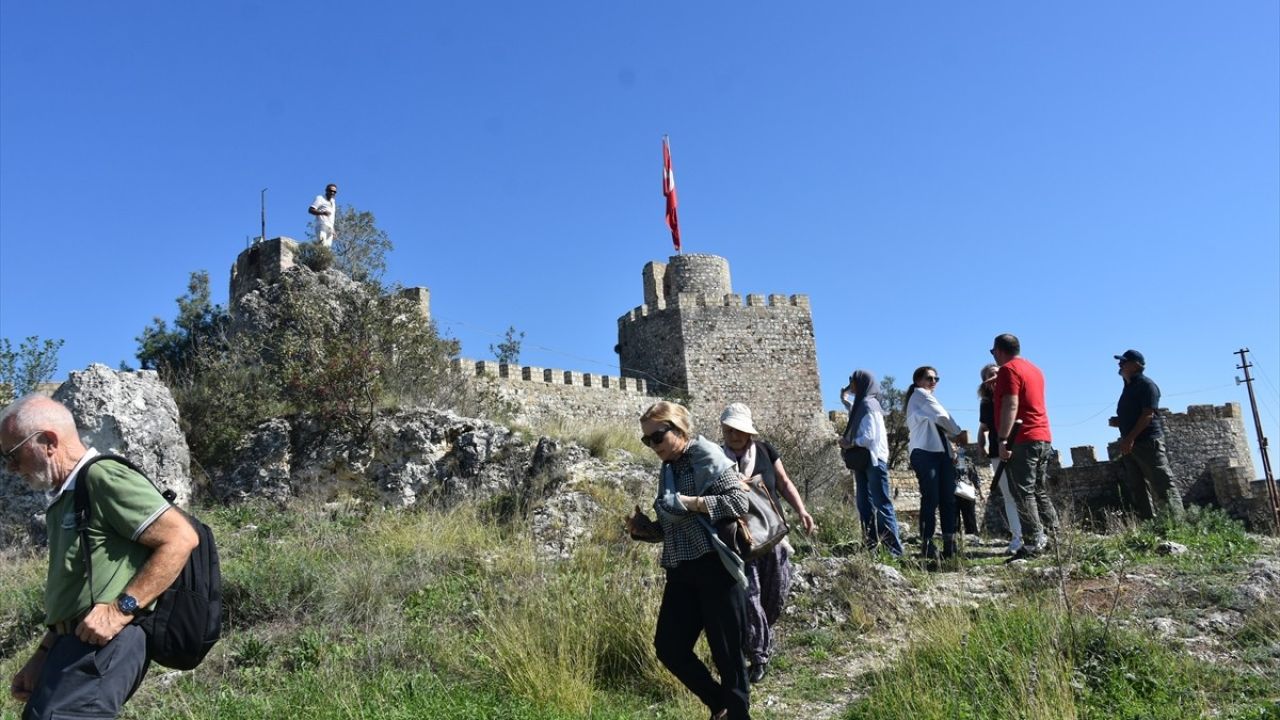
[2,492,1276,720]
[841,600,1278,720]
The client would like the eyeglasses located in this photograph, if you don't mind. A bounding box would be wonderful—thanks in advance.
[1,431,42,466]
[989,348,998,357]
[923,375,940,383]
[641,427,673,448]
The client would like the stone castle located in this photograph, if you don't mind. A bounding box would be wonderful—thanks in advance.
[228,238,1272,529]
[231,239,825,435]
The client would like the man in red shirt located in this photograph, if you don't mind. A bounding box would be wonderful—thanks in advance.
[992,333,1059,560]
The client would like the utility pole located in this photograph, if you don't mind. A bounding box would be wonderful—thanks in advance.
[261,188,268,244]
[1235,348,1279,533]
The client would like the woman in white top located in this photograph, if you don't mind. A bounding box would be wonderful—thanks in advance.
[904,365,965,560]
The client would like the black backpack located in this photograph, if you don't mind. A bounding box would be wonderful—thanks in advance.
[73,454,222,670]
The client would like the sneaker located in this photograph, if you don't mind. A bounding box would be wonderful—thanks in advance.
[1005,546,1040,564]
[1004,540,1023,555]
[748,662,768,684]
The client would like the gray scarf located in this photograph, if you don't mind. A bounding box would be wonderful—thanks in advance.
[844,369,883,444]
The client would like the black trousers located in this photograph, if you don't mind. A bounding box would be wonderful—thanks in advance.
[25,624,150,720]
[654,552,751,719]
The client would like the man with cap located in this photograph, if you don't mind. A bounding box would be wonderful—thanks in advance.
[718,402,814,684]
[1109,350,1184,522]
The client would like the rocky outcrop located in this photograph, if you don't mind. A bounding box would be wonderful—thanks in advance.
[214,408,657,559]
[0,364,192,549]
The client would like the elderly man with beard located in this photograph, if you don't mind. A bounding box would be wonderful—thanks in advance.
[3,395,198,720]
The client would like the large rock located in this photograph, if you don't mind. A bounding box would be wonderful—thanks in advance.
[213,407,658,560]
[213,408,521,506]
[0,364,193,549]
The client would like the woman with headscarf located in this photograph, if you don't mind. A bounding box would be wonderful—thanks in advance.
[625,401,752,720]
[838,370,904,557]
[719,402,815,684]
[905,365,966,560]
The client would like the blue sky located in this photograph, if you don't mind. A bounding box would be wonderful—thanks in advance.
[2,2,1277,472]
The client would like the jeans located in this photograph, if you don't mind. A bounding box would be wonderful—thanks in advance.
[853,461,904,557]
[1120,436,1184,522]
[655,553,751,720]
[910,448,957,547]
[1007,441,1059,549]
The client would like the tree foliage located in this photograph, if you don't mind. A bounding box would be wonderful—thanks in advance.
[135,271,229,378]
[149,265,471,470]
[0,336,64,404]
[490,326,525,365]
[308,204,392,284]
[879,375,910,470]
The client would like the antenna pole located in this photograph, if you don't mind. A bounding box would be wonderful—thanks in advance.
[1235,348,1279,533]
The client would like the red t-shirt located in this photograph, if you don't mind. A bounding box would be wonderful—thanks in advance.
[994,356,1052,443]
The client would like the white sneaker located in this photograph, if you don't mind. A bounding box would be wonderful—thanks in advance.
[1005,539,1023,555]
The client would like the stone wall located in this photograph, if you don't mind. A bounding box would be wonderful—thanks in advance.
[1158,403,1255,505]
[454,359,653,430]
[1051,403,1259,527]
[230,236,300,311]
[617,254,825,434]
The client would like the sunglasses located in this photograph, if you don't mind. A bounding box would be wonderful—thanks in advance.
[641,426,673,448]
[1,430,42,465]
[923,375,940,383]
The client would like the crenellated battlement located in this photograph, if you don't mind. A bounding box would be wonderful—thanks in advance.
[1048,402,1261,529]
[452,358,648,394]
[619,292,812,325]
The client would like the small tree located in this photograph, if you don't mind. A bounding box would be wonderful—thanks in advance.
[879,375,910,470]
[0,336,64,404]
[764,418,845,503]
[490,326,525,365]
[136,271,229,379]
[309,204,393,284]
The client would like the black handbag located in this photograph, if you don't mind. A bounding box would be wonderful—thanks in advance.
[841,446,871,471]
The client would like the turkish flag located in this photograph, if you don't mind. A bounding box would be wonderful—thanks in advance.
[662,137,680,252]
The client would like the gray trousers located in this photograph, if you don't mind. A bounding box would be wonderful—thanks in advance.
[24,625,150,720]
[1120,436,1184,522]
[1007,441,1059,548]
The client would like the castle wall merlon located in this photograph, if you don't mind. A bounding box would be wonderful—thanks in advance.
[642,261,667,307]
[452,358,645,394]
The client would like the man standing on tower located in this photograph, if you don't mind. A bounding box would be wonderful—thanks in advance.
[308,183,338,248]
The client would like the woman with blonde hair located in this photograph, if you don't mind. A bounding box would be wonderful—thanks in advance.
[626,401,752,720]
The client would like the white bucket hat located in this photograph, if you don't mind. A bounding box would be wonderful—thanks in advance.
[719,403,759,435]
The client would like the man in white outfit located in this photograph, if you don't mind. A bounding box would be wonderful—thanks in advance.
[308,183,338,248]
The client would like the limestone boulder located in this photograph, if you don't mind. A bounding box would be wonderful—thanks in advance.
[0,364,192,549]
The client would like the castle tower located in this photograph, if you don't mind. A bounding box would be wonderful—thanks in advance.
[229,237,430,320]
[617,253,824,433]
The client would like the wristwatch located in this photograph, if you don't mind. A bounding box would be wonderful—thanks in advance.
[116,593,139,615]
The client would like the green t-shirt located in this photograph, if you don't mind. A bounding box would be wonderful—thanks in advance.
[44,456,170,625]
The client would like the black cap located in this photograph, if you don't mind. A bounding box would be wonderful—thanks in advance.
[1114,349,1145,366]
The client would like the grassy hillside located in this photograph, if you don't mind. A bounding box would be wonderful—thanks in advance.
[1,460,1277,719]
